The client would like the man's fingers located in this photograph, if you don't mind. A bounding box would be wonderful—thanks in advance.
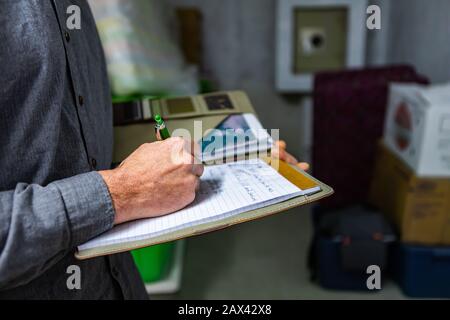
[192,163,204,177]
[285,152,299,165]
[185,139,201,157]
[297,162,310,171]
[194,177,201,191]
[275,147,299,165]
[275,140,287,150]
[181,139,202,164]
[272,140,309,170]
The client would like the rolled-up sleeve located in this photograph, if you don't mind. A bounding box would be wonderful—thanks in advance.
[0,171,115,290]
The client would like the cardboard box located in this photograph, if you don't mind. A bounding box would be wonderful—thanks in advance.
[383,83,450,177]
[369,142,450,245]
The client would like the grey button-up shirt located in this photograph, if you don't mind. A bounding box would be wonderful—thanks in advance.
[0,0,148,299]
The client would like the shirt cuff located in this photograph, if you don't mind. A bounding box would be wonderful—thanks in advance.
[52,171,115,246]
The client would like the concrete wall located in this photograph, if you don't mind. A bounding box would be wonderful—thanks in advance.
[169,0,450,159]
[383,0,450,83]
[365,0,391,66]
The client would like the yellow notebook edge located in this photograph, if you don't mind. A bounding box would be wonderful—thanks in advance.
[75,160,333,260]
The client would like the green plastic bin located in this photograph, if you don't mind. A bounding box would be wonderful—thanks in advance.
[131,242,175,283]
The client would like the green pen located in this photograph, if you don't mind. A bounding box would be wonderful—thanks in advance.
[154,114,171,140]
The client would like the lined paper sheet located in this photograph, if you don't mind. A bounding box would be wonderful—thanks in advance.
[78,159,320,252]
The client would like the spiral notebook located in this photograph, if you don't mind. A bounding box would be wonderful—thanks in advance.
[76,159,332,259]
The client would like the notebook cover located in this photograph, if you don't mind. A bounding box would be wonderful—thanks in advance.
[75,160,333,260]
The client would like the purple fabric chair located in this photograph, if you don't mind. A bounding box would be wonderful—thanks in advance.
[312,65,429,209]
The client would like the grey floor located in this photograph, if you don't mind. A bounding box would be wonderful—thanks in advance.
[152,206,408,300]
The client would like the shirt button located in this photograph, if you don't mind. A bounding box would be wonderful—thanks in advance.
[78,95,84,106]
[91,158,97,170]
[64,31,70,42]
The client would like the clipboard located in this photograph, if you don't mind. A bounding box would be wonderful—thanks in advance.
[75,159,333,260]
[75,91,334,260]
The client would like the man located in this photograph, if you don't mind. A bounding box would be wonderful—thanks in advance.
[0,1,307,299]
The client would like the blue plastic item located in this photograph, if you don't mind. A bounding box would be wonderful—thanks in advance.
[310,205,393,291]
[391,244,450,298]
[316,237,387,291]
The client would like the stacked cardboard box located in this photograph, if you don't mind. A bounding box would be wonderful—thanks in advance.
[369,141,450,245]
[369,83,450,297]
[383,83,450,177]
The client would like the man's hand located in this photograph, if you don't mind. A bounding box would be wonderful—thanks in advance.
[100,137,204,225]
[271,140,310,171]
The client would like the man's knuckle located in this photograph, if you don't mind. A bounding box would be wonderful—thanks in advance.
[173,161,184,170]
[139,143,148,150]
[172,136,184,145]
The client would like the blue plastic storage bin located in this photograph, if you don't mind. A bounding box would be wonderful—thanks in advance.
[391,244,450,298]
[316,237,387,291]
[310,205,394,291]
